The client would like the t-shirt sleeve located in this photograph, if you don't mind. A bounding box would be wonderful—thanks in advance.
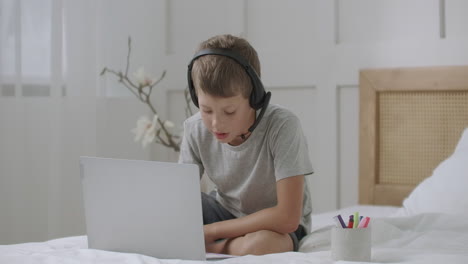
[270,115,314,181]
[178,120,204,178]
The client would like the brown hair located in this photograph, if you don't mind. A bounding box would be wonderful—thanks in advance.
[191,34,261,99]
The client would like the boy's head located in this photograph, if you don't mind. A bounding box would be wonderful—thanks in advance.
[188,34,263,146]
[190,34,261,100]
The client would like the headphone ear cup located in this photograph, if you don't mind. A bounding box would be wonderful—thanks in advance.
[189,85,199,108]
[247,68,266,110]
[187,68,200,108]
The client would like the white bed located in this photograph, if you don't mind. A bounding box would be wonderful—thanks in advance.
[0,205,400,263]
[1,206,467,264]
[1,66,468,263]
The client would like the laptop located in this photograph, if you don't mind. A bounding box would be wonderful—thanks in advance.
[79,156,206,260]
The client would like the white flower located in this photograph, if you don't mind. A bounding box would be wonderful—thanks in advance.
[133,67,154,87]
[164,120,175,128]
[141,126,155,148]
[131,114,159,148]
[131,116,150,142]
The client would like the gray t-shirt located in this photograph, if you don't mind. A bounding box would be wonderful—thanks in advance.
[178,104,314,233]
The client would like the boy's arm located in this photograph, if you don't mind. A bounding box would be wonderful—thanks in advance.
[203,175,304,243]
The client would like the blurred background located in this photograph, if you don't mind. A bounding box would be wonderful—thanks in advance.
[1,0,467,244]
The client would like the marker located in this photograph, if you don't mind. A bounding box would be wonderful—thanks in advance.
[358,217,371,228]
[332,216,341,228]
[358,216,366,227]
[333,215,347,228]
[347,215,354,228]
[353,212,359,228]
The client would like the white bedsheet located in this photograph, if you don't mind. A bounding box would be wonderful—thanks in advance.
[2,207,468,264]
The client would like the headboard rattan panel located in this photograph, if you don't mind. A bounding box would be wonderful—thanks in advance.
[359,66,468,206]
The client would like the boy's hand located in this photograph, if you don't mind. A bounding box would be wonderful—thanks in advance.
[204,224,229,253]
[203,223,218,244]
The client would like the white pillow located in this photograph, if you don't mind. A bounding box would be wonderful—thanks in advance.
[401,128,468,216]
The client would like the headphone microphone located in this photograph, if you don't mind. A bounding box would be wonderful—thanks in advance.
[187,48,271,138]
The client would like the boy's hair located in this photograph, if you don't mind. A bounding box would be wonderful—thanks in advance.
[191,34,261,99]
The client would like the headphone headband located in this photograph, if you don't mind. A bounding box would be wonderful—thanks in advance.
[188,48,251,72]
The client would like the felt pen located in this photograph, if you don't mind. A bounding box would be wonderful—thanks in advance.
[333,214,347,228]
[353,212,359,228]
[358,217,371,228]
[358,216,366,227]
[347,215,354,228]
[332,216,342,228]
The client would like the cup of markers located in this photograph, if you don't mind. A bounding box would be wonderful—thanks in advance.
[331,212,371,262]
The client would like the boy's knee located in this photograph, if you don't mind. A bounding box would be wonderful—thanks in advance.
[228,230,293,256]
[233,231,268,255]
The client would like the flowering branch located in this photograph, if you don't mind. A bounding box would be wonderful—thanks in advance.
[100,37,192,152]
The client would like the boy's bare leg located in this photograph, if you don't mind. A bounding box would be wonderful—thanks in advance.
[206,230,293,256]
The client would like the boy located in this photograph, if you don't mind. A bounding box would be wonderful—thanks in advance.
[179,34,313,256]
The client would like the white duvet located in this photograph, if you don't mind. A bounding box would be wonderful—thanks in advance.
[1,212,468,264]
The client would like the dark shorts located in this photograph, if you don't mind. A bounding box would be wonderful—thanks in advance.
[201,192,307,252]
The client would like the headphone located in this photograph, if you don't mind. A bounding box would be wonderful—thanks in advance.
[187,48,271,135]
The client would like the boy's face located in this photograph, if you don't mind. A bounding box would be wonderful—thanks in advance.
[197,89,255,146]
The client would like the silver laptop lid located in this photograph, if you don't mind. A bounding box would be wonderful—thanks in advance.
[79,156,205,260]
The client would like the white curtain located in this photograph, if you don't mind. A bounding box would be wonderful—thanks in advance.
[0,0,163,244]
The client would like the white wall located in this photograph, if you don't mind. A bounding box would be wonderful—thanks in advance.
[1,0,468,244]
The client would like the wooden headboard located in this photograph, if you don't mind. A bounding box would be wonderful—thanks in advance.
[359,66,468,206]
